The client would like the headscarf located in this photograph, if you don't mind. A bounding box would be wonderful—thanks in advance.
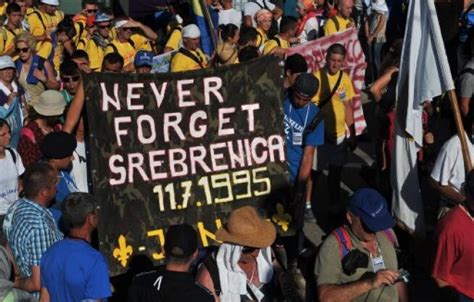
[254,9,273,26]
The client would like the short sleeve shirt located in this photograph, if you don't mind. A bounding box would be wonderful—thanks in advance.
[4,198,63,277]
[263,35,290,55]
[458,59,474,113]
[0,149,25,215]
[128,266,214,302]
[170,48,207,72]
[323,14,352,36]
[165,28,182,51]
[104,40,137,67]
[431,134,474,194]
[41,238,111,302]
[312,69,355,138]
[314,226,398,302]
[284,96,324,183]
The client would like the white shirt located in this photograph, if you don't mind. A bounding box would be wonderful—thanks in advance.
[243,0,276,27]
[0,149,24,215]
[71,141,89,193]
[219,8,243,27]
[431,133,474,194]
[297,16,319,44]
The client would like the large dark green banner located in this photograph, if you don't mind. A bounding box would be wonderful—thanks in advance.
[84,56,290,275]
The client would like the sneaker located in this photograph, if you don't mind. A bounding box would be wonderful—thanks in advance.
[304,207,316,223]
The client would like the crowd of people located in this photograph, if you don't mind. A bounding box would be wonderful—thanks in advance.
[0,0,471,301]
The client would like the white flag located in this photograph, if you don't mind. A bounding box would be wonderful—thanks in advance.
[391,0,454,235]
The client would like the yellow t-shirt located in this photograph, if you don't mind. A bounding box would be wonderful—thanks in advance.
[165,27,182,51]
[255,27,268,49]
[130,33,152,51]
[0,27,23,55]
[104,39,136,67]
[170,48,207,72]
[27,9,64,59]
[323,15,352,36]
[0,2,7,17]
[262,35,290,55]
[312,68,355,138]
[73,17,89,47]
[85,38,107,71]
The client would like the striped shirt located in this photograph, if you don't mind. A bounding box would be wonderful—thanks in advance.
[4,198,63,277]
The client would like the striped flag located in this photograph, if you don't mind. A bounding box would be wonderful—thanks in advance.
[191,0,216,56]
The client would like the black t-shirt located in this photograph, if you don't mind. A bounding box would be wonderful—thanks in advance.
[128,266,214,302]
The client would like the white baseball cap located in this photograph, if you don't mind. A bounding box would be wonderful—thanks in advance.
[0,56,15,70]
[182,24,200,38]
[41,0,59,6]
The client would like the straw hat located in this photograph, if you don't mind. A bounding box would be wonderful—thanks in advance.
[216,206,276,248]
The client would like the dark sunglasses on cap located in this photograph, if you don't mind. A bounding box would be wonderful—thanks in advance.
[16,47,29,53]
[61,75,80,83]
[86,9,98,13]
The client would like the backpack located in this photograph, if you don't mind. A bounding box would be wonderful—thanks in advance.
[332,226,397,259]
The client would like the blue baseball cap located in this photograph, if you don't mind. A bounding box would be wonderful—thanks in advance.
[134,50,153,68]
[348,188,395,232]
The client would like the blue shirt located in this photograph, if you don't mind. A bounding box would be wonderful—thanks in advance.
[50,170,79,228]
[40,238,111,302]
[4,198,63,277]
[283,97,324,184]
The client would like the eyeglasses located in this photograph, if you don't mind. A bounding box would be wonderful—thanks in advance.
[241,247,259,254]
[97,24,111,29]
[86,9,98,13]
[61,75,80,83]
[16,47,29,53]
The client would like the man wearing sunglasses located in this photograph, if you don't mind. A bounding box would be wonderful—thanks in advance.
[72,0,99,47]
[85,10,114,71]
[104,18,157,72]
[315,188,408,302]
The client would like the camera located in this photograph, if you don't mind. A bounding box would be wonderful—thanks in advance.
[395,270,410,283]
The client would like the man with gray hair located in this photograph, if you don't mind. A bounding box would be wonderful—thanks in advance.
[39,192,111,301]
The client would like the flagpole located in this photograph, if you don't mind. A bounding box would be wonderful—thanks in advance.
[199,0,218,50]
[448,90,473,173]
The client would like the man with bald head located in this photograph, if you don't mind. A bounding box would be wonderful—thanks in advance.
[324,0,354,36]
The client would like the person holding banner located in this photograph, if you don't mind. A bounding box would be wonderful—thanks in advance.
[295,0,320,44]
[170,24,208,72]
[311,43,356,216]
[323,0,354,36]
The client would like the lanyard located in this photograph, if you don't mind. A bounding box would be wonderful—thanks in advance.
[288,102,310,132]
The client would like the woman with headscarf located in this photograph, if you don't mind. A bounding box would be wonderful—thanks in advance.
[254,9,273,52]
[295,0,320,44]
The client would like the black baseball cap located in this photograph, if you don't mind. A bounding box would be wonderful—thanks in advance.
[164,224,198,258]
[293,73,319,99]
[40,131,77,159]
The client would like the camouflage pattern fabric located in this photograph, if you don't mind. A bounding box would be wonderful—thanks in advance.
[83,56,291,275]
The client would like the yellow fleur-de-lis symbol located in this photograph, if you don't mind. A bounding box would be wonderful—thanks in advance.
[271,203,292,232]
[113,235,133,267]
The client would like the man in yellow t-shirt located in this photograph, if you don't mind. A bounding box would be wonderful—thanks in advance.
[72,0,98,48]
[0,3,24,56]
[26,0,64,59]
[170,24,207,72]
[104,18,157,72]
[263,16,296,56]
[84,11,113,71]
[323,0,354,36]
[311,43,355,211]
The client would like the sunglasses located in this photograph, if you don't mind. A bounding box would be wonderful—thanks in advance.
[61,75,80,83]
[87,9,98,13]
[121,27,133,32]
[16,47,29,53]
[98,24,111,29]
